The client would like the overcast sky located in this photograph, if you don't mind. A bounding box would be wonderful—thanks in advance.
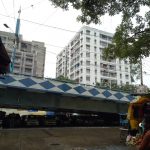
[1,0,150,86]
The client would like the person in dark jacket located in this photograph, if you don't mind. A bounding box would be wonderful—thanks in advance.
[138,129,150,150]
[138,113,150,150]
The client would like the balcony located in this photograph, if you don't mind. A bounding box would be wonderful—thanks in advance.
[101,71,117,78]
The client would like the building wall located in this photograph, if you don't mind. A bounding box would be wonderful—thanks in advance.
[0,31,46,77]
[56,26,131,86]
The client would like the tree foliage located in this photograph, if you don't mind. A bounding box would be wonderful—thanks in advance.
[56,75,76,83]
[96,82,136,93]
[50,0,150,62]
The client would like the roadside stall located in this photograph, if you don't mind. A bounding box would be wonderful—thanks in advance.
[126,93,150,145]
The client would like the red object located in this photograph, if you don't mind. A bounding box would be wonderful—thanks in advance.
[139,130,150,150]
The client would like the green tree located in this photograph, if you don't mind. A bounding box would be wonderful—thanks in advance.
[50,0,150,62]
[130,63,141,82]
[56,75,76,83]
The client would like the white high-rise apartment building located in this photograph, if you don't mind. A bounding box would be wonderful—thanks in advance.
[0,31,46,77]
[56,26,131,86]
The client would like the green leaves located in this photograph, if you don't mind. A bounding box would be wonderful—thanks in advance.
[56,75,76,83]
[49,0,150,63]
[49,0,150,24]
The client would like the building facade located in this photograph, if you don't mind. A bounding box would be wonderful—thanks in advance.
[0,31,46,77]
[56,26,131,86]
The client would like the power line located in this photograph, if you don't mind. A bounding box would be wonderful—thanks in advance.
[21,0,47,12]
[13,0,15,22]
[1,9,145,61]
[21,18,78,33]
[31,8,59,33]
[45,43,64,49]
[0,0,14,26]
[0,13,98,36]
[1,0,9,16]
[1,13,150,67]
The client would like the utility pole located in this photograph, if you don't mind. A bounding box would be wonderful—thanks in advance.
[140,57,143,85]
[136,56,149,94]
[10,7,21,73]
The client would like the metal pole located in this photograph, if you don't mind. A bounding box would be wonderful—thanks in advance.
[10,41,17,72]
[140,57,143,85]
[10,7,21,73]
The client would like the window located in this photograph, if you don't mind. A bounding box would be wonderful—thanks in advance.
[26,58,33,63]
[86,61,90,66]
[95,77,97,82]
[95,54,97,59]
[21,42,31,50]
[21,43,27,49]
[100,34,107,40]
[120,74,122,79]
[80,76,83,82]
[109,65,115,70]
[76,71,79,76]
[70,73,74,79]
[26,54,32,58]
[80,45,83,51]
[108,36,112,41]
[119,80,122,85]
[125,75,129,79]
[86,37,90,43]
[94,46,97,52]
[95,62,97,66]
[95,69,97,74]
[34,44,39,48]
[70,67,73,72]
[15,57,20,62]
[100,41,107,47]
[71,41,74,46]
[1,36,7,42]
[99,48,103,53]
[86,30,90,35]
[75,63,80,68]
[125,60,128,64]
[14,66,19,71]
[110,73,116,78]
[94,39,97,44]
[86,52,90,57]
[119,59,122,64]
[94,32,96,36]
[86,44,90,50]
[25,68,32,73]
[86,76,90,81]
[125,67,128,72]
[111,80,117,84]
[86,69,90,74]
[102,71,108,76]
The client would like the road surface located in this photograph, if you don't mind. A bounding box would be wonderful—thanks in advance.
[0,127,136,150]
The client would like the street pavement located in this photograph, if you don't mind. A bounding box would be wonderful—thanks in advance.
[0,127,136,150]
